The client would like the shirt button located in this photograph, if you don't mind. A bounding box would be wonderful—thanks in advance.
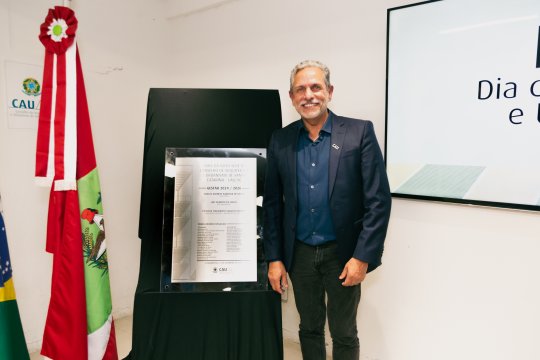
[312,232,316,235]
[311,163,316,167]
[311,208,315,213]
[310,185,314,189]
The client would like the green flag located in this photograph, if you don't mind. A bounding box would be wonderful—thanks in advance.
[0,211,30,360]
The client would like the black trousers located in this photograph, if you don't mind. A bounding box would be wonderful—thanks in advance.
[289,241,361,360]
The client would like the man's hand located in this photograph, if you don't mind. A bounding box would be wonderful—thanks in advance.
[339,258,368,286]
[268,261,288,294]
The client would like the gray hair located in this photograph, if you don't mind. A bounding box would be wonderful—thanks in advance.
[289,60,331,90]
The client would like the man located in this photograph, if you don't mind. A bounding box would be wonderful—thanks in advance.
[263,60,391,360]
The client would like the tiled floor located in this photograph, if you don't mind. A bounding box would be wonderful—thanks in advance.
[30,315,316,359]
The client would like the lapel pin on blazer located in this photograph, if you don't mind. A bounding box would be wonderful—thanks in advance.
[332,144,340,150]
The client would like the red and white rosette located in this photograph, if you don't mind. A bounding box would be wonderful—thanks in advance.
[35,6,78,191]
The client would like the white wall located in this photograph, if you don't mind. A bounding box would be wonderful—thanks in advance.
[1,0,540,359]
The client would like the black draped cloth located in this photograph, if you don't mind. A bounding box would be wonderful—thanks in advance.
[126,89,283,359]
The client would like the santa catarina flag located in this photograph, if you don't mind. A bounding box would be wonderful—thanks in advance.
[0,212,30,360]
[35,6,118,360]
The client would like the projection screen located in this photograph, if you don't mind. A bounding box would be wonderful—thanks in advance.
[386,0,540,211]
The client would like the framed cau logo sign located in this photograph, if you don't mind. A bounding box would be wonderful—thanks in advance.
[5,61,43,129]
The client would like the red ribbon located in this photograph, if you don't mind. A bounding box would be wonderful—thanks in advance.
[35,6,78,182]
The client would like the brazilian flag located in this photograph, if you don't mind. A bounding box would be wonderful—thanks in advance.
[0,212,30,360]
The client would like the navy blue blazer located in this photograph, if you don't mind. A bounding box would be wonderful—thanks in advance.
[263,112,391,273]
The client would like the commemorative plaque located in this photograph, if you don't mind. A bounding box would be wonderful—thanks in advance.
[161,148,268,292]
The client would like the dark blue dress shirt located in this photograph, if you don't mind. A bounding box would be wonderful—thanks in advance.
[296,113,336,245]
